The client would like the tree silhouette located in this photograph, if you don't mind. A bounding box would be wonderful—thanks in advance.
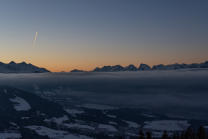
[176,133,180,139]
[197,125,206,139]
[139,130,145,139]
[117,125,208,139]
[146,131,152,139]
[180,131,185,139]
[190,130,196,139]
[184,126,193,139]
[161,130,169,139]
[173,133,176,139]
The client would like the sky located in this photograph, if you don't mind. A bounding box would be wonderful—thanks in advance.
[0,0,208,72]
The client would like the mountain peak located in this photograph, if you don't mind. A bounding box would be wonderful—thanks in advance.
[9,61,16,64]
[70,69,84,72]
[124,64,137,71]
[20,61,27,65]
[138,63,151,70]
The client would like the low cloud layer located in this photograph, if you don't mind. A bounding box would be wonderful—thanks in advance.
[0,69,208,119]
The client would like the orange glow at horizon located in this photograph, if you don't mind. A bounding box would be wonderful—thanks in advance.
[1,57,207,73]
[1,43,208,72]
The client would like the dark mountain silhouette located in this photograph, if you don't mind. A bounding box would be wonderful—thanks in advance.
[71,61,208,72]
[0,61,50,73]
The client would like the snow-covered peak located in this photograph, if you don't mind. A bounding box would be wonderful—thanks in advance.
[152,64,165,70]
[0,61,50,73]
[138,64,151,71]
[188,63,199,68]
[124,64,137,71]
[9,61,16,64]
[179,63,188,68]
[91,61,208,72]
[111,65,124,71]
[93,67,101,72]
[152,63,190,70]
[101,66,112,71]
[20,62,27,65]
[93,65,125,72]
[198,61,208,68]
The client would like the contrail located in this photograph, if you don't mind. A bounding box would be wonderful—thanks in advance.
[34,31,38,48]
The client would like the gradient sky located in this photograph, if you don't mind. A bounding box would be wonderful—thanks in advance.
[0,0,208,72]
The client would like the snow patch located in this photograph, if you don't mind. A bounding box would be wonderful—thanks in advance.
[144,120,189,131]
[9,95,31,111]
[64,123,95,130]
[126,132,138,137]
[64,109,85,117]
[21,117,29,119]
[107,115,116,118]
[0,132,21,139]
[152,131,164,138]
[44,115,69,124]
[25,126,92,139]
[123,120,140,128]
[152,131,172,138]
[10,122,17,126]
[108,121,117,125]
[204,126,208,129]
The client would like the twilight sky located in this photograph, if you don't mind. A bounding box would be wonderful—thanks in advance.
[0,0,208,72]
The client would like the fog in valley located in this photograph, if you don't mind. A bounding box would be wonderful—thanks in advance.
[0,69,208,120]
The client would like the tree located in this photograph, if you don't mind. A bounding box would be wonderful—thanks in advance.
[161,130,169,139]
[146,131,152,139]
[176,133,180,139]
[139,130,145,139]
[190,131,196,139]
[173,133,177,139]
[180,131,185,139]
[184,126,193,139]
[197,125,206,139]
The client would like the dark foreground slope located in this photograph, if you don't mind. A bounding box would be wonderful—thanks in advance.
[0,86,208,139]
[0,86,131,139]
[0,86,92,139]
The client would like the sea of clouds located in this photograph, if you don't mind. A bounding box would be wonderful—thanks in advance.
[0,69,208,119]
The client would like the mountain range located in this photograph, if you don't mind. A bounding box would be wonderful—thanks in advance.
[71,61,208,72]
[1,61,207,73]
[0,61,50,73]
